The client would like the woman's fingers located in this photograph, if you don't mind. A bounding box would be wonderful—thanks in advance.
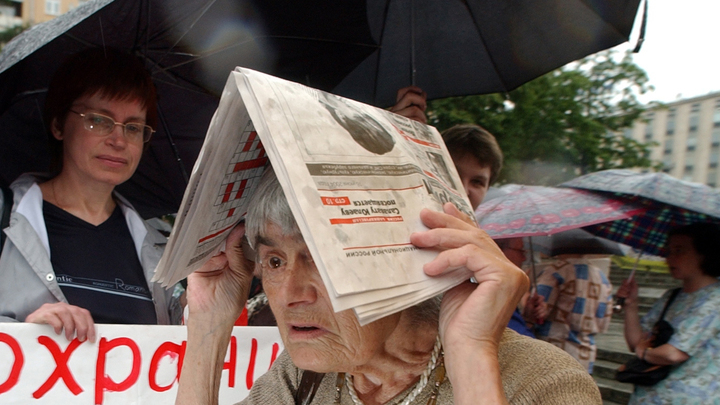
[25,303,96,342]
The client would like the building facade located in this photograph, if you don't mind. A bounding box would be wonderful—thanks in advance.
[626,91,720,187]
[19,0,83,26]
[0,1,22,30]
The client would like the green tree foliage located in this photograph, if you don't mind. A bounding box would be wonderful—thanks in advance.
[428,50,659,185]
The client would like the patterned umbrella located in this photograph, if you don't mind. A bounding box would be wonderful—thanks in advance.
[475,184,646,239]
[561,169,720,256]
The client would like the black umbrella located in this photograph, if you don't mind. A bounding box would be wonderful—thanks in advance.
[333,0,643,107]
[0,0,643,217]
[0,0,376,218]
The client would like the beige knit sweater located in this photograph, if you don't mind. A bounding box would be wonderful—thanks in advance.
[237,329,602,404]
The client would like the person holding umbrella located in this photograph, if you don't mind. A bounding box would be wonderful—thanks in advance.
[531,254,614,373]
[0,48,183,341]
[616,223,720,403]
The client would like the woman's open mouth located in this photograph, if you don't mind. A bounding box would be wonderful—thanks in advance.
[287,324,326,339]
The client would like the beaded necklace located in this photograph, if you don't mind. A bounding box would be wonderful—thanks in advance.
[334,336,445,405]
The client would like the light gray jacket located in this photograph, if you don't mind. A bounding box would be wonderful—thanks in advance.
[0,174,182,324]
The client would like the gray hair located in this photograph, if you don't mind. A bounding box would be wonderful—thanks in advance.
[245,167,301,251]
[406,295,441,327]
[246,166,441,326]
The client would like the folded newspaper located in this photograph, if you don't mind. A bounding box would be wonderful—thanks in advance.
[154,68,474,324]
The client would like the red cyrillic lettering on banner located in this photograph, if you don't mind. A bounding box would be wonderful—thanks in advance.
[223,336,237,388]
[148,341,186,392]
[32,336,83,398]
[95,337,141,404]
[0,333,23,394]
[269,343,280,369]
[245,338,258,389]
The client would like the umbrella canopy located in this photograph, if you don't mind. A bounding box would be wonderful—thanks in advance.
[0,0,642,217]
[531,228,624,257]
[561,169,720,256]
[333,0,643,106]
[0,0,376,218]
[475,184,646,239]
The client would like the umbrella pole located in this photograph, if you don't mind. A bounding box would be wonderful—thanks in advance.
[527,236,537,293]
[410,0,417,86]
[613,252,643,313]
[158,106,190,184]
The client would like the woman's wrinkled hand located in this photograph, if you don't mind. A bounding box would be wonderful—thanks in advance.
[25,302,96,342]
[410,203,529,352]
[186,224,255,326]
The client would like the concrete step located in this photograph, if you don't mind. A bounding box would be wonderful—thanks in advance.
[597,347,634,364]
[594,375,633,405]
[594,359,621,380]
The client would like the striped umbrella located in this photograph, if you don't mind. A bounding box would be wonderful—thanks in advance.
[561,170,720,256]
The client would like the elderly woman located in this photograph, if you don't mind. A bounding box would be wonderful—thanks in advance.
[176,169,600,404]
[618,223,720,403]
[0,48,182,342]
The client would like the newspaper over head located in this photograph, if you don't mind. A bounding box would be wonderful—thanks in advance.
[154,68,474,324]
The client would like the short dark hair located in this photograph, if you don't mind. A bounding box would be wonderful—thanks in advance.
[44,47,158,173]
[441,124,503,185]
[668,223,720,277]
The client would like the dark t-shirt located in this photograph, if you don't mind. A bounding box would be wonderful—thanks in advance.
[43,201,157,324]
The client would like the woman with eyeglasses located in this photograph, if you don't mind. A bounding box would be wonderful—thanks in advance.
[0,48,183,341]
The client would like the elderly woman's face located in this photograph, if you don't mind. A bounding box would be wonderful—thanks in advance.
[257,223,400,373]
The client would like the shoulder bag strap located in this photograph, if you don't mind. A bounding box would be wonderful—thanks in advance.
[295,370,326,405]
[658,288,682,321]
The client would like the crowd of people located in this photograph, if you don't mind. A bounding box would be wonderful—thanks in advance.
[0,47,718,405]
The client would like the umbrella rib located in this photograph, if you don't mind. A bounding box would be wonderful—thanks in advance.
[461,2,510,92]
[156,35,378,73]
[155,0,219,67]
[157,106,189,185]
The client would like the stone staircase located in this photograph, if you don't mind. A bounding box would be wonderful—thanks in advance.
[592,267,681,404]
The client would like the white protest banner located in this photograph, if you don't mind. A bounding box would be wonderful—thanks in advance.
[0,324,282,405]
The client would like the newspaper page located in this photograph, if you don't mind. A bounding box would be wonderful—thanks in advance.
[155,68,474,324]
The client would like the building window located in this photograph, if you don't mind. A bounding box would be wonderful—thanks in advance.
[45,0,60,15]
[689,114,699,132]
[683,166,694,182]
[663,138,673,154]
[713,128,720,146]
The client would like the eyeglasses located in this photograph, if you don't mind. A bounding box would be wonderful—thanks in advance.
[70,110,154,143]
